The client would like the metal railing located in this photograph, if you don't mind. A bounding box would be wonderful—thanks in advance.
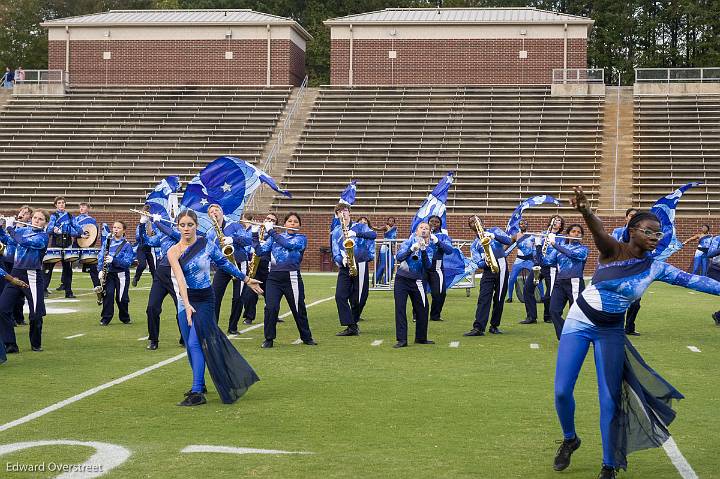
[552,68,604,84]
[14,69,66,85]
[246,75,309,211]
[635,67,720,83]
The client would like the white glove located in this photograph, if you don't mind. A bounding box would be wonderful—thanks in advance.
[547,233,556,244]
[53,227,61,234]
[105,255,113,265]
[411,242,421,252]
[263,221,274,232]
[487,232,495,240]
[222,236,233,246]
[98,271,105,282]
[140,215,148,224]
[340,251,348,267]
[347,230,357,238]
[533,235,542,243]
[5,217,14,228]
[430,234,439,244]
[152,213,162,223]
[250,225,260,233]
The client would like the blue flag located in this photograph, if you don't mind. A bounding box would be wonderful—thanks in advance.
[145,175,180,222]
[410,172,454,234]
[180,156,291,233]
[651,182,701,261]
[506,195,561,236]
[330,180,357,232]
[443,247,478,290]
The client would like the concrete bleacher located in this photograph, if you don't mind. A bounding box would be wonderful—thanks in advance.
[0,85,291,209]
[634,94,720,213]
[274,85,604,213]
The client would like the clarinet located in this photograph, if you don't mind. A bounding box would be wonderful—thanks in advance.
[95,235,112,305]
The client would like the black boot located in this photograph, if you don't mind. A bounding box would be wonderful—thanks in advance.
[597,465,616,479]
[553,436,581,471]
[177,392,207,406]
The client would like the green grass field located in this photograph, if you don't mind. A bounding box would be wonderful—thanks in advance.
[1,273,719,478]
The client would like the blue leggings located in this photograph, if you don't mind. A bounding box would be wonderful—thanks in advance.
[177,314,206,393]
[554,320,625,467]
[691,253,707,276]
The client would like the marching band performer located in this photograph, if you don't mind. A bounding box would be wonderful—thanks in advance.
[132,205,156,287]
[241,212,277,325]
[527,216,565,325]
[98,221,135,326]
[0,210,49,353]
[393,222,434,348]
[553,186,720,479]
[141,214,182,350]
[374,217,397,285]
[686,224,711,275]
[507,219,534,304]
[0,206,31,325]
[74,202,100,288]
[205,204,253,335]
[0,267,30,362]
[547,224,589,339]
[44,196,83,298]
[611,208,641,336]
[258,212,316,349]
[166,209,261,406]
[425,215,454,322]
[332,204,377,336]
[464,217,513,337]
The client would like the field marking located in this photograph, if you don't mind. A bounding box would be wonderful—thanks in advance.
[0,295,335,434]
[181,445,313,455]
[449,341,460,348]
[229,337,253,340]
[46,298,81,304]
[530,343,540,349]
[663,437,699,479]
[137,336,149,341]
[687,346,701,353]
[64,334,85,340]
[371,340,383,346]
[688,292,697,295]
[292,339,303,345]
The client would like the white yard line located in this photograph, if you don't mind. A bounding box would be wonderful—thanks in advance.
[181,445,313,455]
[687,346,701,353]
[530,343,540,349]
[0,295,335,434]
[371,340,383,346]
[449,341,460,348]
[64,334,85,340]
[663,437,699,479]
[137,336,149,341]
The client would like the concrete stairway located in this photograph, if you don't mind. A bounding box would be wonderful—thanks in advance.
[598,86,634,214]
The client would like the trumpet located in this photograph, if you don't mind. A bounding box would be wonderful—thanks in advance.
[474,216,499,274]
[411,236,428,261]
[239,219,299,232]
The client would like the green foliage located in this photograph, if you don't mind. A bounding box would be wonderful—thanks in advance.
[1,0,720,84]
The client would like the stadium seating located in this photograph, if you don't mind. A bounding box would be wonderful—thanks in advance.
[634,95,720,213]
[0,86,291,209]
[274,85,604,213]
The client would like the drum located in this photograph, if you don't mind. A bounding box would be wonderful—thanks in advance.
[77,223,98,248]
[43,248,63,264]
[63,248,81,262]
[80,248,100,265]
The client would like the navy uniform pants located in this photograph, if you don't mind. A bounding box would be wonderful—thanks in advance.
[241,259,268,322]
[335,260,370,327]
[263,270,312,342]
[146,265,179,343]
[472,257,509,332]
[0,268,45,349]
[394,274,429,342]
[549,277,586,339]
[101,270,130,324]
[133,245,156,283]
[212,261,247,333]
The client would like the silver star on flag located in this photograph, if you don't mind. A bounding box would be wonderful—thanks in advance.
[221,182,232,192]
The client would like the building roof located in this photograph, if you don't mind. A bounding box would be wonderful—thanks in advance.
[325,7,593,27]
[41,9,312,40]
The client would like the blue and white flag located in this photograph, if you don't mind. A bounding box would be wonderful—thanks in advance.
[506,194,561,236]
[180,156,291,233]
[145,176,180,222]
[444,247,477,290]
[651,182,701,261]
[410,171,454,234]
[330,180,357,232]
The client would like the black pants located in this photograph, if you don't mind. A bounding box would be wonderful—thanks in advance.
[101,270,130,324]
[241,261,268,322]
[525,265,555,322]
[0,260,24,324]
[428,260,447,321]
[625,299,641,333]
[263,270,312,342]
[44,259,74,295]
[133,245,156,282]
[549,277,585,339]
[146,265,179,342]
[335,261,370,327]
[394,274,429,342]
[212,261,247,332]
[84,263,100,288]
[472,257,509,332]
[0,268,45,349]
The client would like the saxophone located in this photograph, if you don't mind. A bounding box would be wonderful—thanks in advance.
[248,224,265,279]
[212,216,238,281]
[95,234,112,305]
[340,214,358,277]
[474,216,499,274]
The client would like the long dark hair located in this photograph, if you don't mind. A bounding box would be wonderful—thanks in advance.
[177,209,198,223]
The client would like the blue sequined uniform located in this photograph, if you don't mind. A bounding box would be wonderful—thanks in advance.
[470,227,512,332]
[44,210,83,296]
[393,237,433,342]
[548,240,589,339]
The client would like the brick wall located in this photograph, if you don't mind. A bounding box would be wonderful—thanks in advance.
[330,38,587,85]
[48,39,304,85]
[6,210,714,275]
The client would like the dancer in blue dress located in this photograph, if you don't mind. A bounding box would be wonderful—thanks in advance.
[167,209,263,406]
[553,186,720,478]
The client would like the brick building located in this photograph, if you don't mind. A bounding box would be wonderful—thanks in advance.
[325,7,593,85]
[42,9,312,86]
